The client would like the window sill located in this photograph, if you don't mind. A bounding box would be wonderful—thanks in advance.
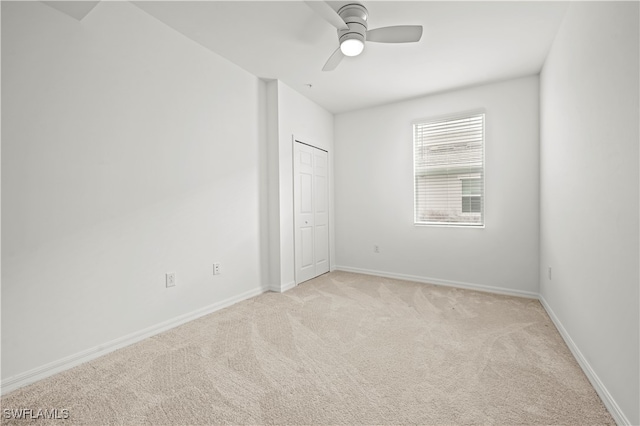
[414,222,485,229]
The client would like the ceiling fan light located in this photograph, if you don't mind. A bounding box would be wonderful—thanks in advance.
[340,38,364,57]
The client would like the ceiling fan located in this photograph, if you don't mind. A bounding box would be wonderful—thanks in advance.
[305,1,423,71]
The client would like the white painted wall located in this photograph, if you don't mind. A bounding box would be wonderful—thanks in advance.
[334,76,540,296]
[266,81,334,291]
[1,1,269,381]
[4,3,634,422]
[539,2,639,424]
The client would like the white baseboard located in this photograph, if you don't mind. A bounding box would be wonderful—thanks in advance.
[538,295,630,426]
[267,281,296,293]
[334,265,538,299]
[1,285,269,396]
[281,281,296,292]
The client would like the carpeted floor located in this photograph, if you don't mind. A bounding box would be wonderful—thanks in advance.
[1,271,614,425]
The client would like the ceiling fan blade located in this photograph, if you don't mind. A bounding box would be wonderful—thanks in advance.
[366,25,423,43]
[304,1,348,31]
[322,47,344,71]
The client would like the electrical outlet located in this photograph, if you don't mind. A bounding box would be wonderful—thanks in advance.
[548,267,552,280]
[213,263,221,275]
[373,245,380,253]
[166,272,176,288]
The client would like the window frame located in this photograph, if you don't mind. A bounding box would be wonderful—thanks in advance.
[412,110,486,228]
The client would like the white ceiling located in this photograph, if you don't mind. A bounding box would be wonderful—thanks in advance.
[133,1,569,114]
[44,1,101,21]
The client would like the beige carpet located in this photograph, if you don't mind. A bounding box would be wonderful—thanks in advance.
[1,271,613,425]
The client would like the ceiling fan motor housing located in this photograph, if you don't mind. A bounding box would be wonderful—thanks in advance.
[337,3,368,48]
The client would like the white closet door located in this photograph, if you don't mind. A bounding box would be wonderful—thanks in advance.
[312,148,329,276]
[294,141,329,284]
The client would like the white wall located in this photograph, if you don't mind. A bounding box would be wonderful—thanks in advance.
[539,2,639,424]
[1,1,269,382]
[267,81,334,291]
[334,76,540,296]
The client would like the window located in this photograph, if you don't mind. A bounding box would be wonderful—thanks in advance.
[413,112,484,226]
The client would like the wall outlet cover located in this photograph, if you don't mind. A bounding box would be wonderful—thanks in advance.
[166,272,176,287]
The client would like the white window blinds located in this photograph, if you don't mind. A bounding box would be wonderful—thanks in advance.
[413,113,484,226]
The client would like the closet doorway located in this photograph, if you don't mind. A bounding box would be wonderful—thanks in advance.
[293,141,329,284]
